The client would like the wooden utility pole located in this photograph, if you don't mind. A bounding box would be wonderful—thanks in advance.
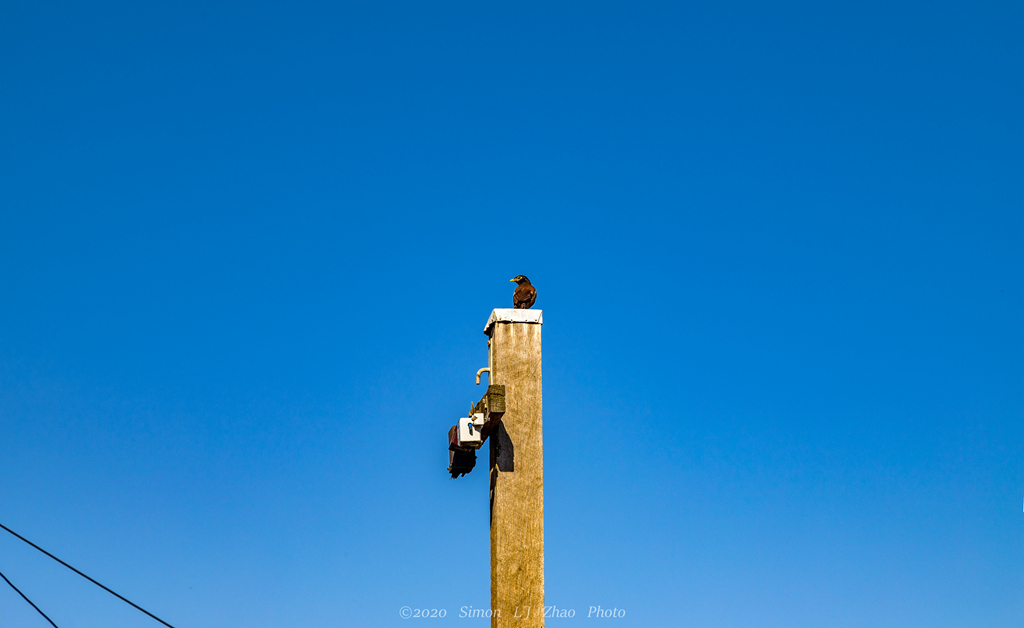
[485,308,543,627]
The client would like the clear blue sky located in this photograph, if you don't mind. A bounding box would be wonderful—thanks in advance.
[0,1,1020,626]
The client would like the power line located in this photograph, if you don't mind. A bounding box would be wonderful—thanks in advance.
[0,522,176,628]
[0,566,60,628]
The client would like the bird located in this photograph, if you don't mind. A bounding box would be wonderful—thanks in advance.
[510,275,537,309]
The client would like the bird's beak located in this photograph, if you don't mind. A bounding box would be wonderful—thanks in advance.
[509,278,517,282]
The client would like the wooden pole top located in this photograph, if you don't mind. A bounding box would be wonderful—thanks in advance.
[484,308,543,336]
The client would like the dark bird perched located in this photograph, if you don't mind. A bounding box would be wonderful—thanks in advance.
[510,275,537,309]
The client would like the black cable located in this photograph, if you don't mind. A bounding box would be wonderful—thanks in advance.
[0,522,176,628]
[0,566,60,627]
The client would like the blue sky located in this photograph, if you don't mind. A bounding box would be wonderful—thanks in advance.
[0,0,1020,626]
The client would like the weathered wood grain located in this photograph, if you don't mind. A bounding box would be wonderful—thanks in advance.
[488,318,543,628]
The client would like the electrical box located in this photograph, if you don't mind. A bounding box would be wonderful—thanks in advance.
[457,413,486,449]
[448,423,478,478]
